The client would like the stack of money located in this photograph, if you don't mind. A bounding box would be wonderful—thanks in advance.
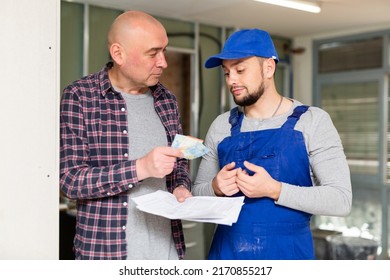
[171,134,209,160]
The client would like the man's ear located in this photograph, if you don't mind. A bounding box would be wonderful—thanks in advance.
[263,58,276,78]
[109,43,124,66]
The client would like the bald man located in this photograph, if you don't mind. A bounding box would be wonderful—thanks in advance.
[60,11,192,260]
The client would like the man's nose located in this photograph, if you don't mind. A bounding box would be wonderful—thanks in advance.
[157,52,168,68]
[226,73,238,86]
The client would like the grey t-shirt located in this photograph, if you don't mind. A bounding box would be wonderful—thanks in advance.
[193,99,352,217]
[120,90,178,260]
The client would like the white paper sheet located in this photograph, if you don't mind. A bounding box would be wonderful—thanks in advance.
[131,190,245,226]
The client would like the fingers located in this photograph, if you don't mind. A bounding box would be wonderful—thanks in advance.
[243,161,258,172]
[236,163,257,190]
[222,161,236,171]
[136,147,183,180]
[221,176,240,196]
[236,162,279,198]
[173,186,192,202]
[223,185,240,196]
[213,162,240,196]
[158,146,184,158]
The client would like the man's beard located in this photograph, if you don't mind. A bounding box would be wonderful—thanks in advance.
[233,82,265,107]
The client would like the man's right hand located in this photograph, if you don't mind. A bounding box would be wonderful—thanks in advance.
[212,162,239,196]
[136,146,183,181]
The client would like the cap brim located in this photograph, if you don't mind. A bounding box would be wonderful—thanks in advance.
[204,52,256,68]
[204,56,223,68]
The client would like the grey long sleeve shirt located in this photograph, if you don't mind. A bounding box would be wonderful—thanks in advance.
[192,99,352,217]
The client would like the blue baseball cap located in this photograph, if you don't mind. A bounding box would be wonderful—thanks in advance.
[204,28,279,68]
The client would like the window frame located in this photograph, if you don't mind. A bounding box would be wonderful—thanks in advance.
[313,30,390,259]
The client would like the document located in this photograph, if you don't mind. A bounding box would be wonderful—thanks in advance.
[131,190,245,226]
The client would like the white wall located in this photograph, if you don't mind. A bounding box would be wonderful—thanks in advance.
[0,0,387,260]
[291,37,313,105]
[0,0,60,259]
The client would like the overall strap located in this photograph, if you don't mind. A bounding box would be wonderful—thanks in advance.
[282,105,310,130]
[229,107,244,136]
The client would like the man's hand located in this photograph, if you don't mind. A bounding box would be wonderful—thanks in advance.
[136,147,183,181]
[212,162,240,196]
[236,161,281,200]
[173,185,192,202]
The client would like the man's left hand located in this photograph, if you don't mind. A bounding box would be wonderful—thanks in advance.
[236,161,281,200]
[173,185,192,202]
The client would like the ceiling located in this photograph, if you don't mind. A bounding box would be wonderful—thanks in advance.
[78,0,390,38]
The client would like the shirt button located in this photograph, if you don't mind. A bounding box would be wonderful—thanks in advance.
[107,192,110,196]
[121,107,126,112]
[124,153,128,157]
[123,202,128,207]
[123,130,127,134]
[122,225,126,230]
[128,184,133,188]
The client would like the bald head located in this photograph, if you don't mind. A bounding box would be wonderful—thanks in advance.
[108,11,165,48]
[106,11,169,93]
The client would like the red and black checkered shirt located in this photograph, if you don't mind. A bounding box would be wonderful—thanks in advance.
[60,63,190,259]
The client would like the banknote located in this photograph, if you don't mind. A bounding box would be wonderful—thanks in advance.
[172,134,209,159]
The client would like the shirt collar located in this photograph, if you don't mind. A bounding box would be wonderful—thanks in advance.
[99,61,166,99]
[99,62,116,97]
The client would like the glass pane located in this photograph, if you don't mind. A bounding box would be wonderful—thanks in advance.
[318,37,383,73]
[275,64,286,95]
[160,51,192,135]
[273,36,293,63]
[60,1,84,93]
[157,17,195,49]
[321,82,379,175]
[388,190,390,257]
[199,24,223,138]
[388,76,390,182]
[313,188,381,259]
[89,5,123,74]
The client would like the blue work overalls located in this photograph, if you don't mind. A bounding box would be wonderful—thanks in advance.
[208,105,315,260]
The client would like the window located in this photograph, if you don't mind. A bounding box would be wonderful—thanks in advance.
[318,37,383,73]
[313,31,390,259]
[321,81,380,175]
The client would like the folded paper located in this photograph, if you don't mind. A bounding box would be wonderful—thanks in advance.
[131,190,245,226]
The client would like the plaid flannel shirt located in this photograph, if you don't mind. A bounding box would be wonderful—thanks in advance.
[60,63,190,259]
